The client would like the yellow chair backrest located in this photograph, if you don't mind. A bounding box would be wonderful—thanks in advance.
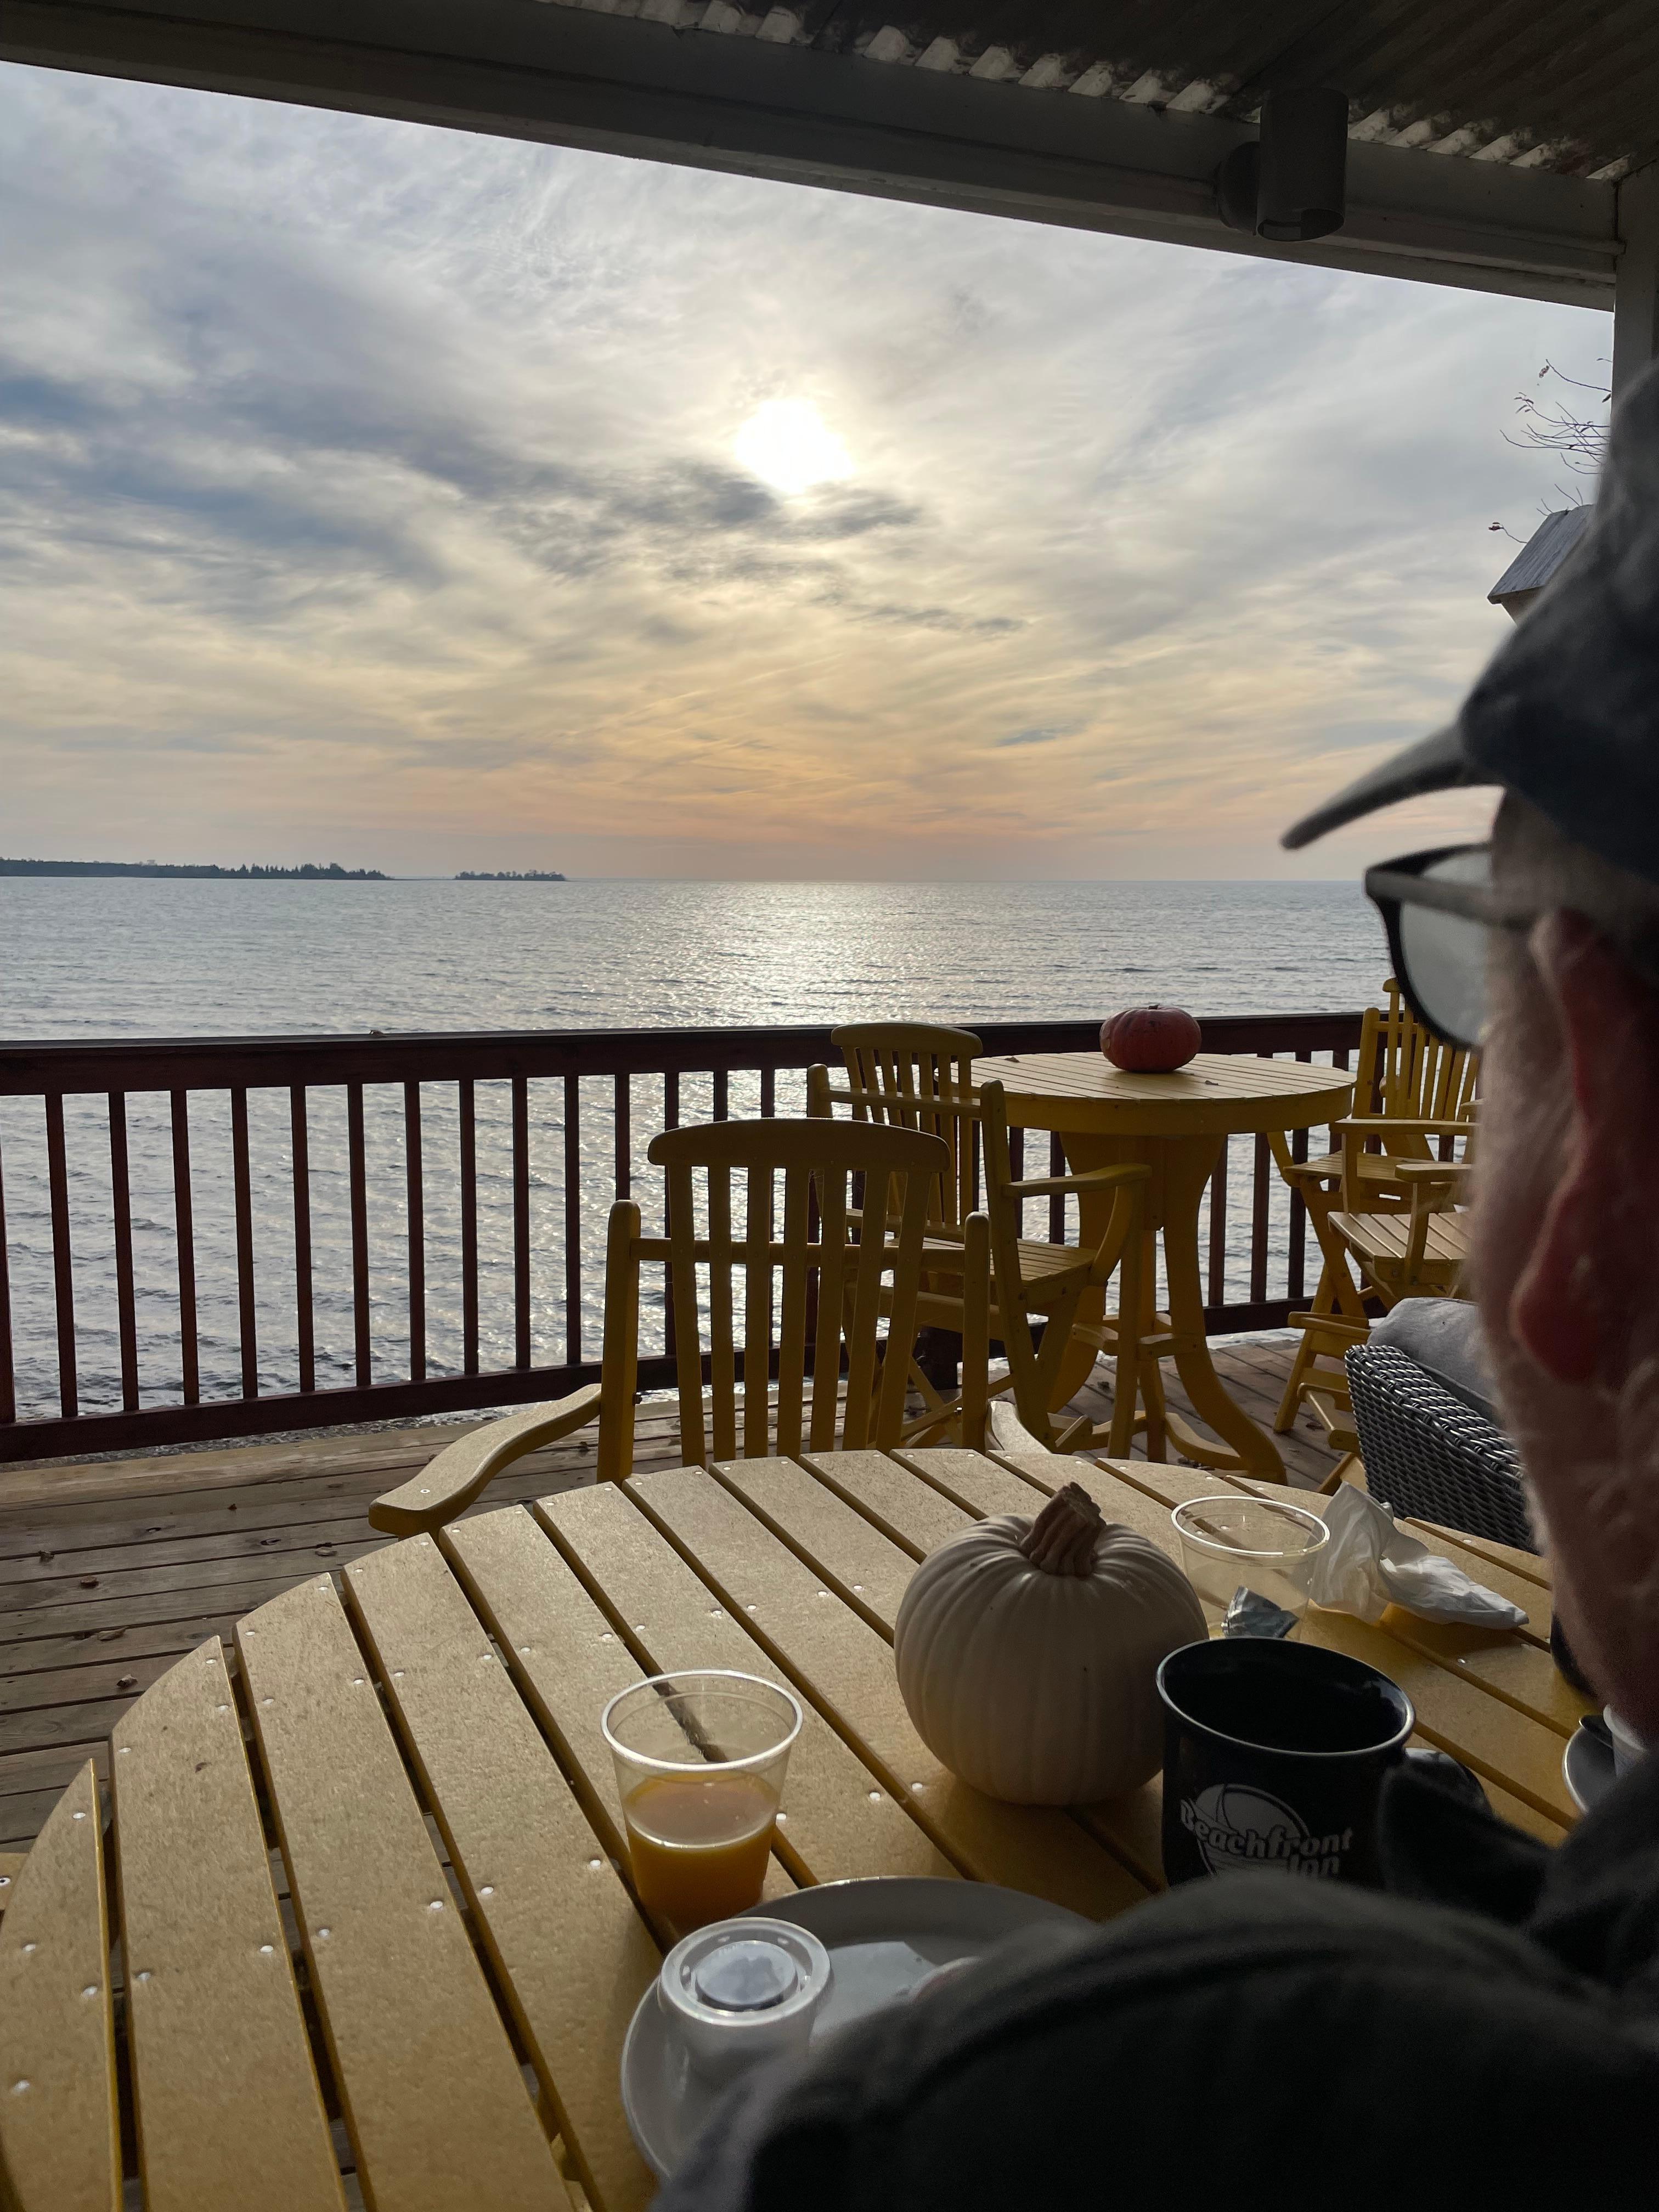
[814,1020,981,1235]
[1372,978,1480,1135]
[612,1115,949,1477]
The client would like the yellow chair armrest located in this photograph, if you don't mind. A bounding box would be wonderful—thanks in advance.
[369,1385,605,1537]
[1393,1157,1474,1185]
[1336,1115,1474,1140]
[1004,1164,1152,1199]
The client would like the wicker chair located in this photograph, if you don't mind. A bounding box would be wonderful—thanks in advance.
[1344,1340,1534,1553]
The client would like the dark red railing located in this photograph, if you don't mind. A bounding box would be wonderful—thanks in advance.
[0,1013,1363,1464]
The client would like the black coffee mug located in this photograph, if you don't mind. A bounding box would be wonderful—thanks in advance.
[1157,1638,1415,1887]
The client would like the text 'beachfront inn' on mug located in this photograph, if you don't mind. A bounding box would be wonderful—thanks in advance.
[1156,1638,1415,1887]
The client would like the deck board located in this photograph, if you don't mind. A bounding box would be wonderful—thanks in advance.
[0,1336,1346,1848]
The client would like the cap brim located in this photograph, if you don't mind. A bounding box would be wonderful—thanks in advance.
[1280,725,1486,850]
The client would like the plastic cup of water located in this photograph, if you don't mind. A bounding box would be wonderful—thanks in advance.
[602,1671,802,1933]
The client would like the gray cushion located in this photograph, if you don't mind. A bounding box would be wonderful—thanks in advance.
[1370,1299,1499,1427]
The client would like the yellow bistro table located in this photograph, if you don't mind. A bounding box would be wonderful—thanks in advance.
[974,1049,1356,1480]
[0,1448,1582,2212]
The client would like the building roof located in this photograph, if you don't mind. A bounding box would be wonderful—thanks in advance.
[594,0,1659,181]
[1488,505,1596,606]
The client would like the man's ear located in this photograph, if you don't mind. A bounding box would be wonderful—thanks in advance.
[1511,911,1659,1389]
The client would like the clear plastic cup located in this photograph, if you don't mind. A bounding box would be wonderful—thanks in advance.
[1171,1494,1331,1638]
[602,1671,802,1933]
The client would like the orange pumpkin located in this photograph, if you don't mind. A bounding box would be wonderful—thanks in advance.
[1101,1005,1202,1073]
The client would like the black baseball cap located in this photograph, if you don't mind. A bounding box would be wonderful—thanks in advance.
[1282,359,1659,889]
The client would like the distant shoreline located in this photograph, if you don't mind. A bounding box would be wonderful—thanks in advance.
[1,859,388,880]
[454,870,567,882]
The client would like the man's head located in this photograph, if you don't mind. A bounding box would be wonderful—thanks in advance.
[1284,360,1659,1728]
[1476,798,1659,1731]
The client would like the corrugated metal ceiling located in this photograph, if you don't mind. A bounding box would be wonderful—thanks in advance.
[543,0,1659,180]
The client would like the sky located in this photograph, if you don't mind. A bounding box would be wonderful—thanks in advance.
[0,58,1608,880]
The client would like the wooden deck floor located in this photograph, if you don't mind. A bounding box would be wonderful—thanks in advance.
[0,1331,1333,1853]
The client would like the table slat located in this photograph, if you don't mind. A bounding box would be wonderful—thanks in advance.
[894,1447,1049,1520]
[112,1641,343,2212]
[714,1458,916,1631]
[345,1537,658,2212]
[237,1578,568,2212]
[797,1449,971,1558]
[537,1485,958,1886]
[1059,1463,1579,1824]
[443,1506,793,1909]
[0,1763,120,2212]
[629,1468,1149,1920]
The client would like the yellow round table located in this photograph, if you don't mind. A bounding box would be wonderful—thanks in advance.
[974,1050,1355,1481]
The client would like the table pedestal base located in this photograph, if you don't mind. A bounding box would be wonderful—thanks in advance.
[1053,1131,1288,1484]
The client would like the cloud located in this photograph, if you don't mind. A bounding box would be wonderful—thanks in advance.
[0,63,1603,876]
[995,725,1076,749]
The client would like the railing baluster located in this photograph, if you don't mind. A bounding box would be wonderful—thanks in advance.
[512,1074,531,1369]
[405,1080,425,1383]
[1288,1048,1312,1305]
[663,1072,679,1358]
[712,1070,727,1125]
[291,1087,314,1393]
[760,1066,775,1118]
[460,1079,478,1376]
[562,1075,580,1368]
[171,1090,199,1406]
[1250,1132,1271,1306]
[1207,1141,1229,1310]
[347,1081,371,1386]
[0,1133,13,1425]
[43,1095,77,1418]
[108,1093,139,1412]
[1048,1130,1065,1244]
[615,1073,632,1195]
[230,1087,258,1398]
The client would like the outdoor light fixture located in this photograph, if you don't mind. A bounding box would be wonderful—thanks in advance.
[1216,87,1349,242]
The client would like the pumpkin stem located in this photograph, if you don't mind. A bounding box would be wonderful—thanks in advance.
[1020,1481,1104,1577]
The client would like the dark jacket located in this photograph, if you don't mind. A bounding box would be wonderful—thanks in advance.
[657,1756,1659,2208]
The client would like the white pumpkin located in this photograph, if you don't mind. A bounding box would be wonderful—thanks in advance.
[894,1482,1206,1804]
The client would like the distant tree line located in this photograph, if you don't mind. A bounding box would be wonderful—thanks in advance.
[0,859,388,879]
[454,870,567,881]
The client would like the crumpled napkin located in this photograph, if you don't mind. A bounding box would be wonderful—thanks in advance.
[1307,1484,1528,1630]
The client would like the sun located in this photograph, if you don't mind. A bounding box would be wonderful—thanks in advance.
[733,399,854,496]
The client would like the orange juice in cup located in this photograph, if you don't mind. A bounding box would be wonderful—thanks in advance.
[602,1672,802,1934]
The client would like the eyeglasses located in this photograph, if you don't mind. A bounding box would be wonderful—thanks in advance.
[1363,845,1538,1050]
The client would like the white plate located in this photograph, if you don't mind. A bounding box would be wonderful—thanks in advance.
[1564,1720,1616,1814]
[620,1877,1092,2181]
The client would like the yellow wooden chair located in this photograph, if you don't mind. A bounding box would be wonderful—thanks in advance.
[1330,1126,1472,1312]
[808,1029,1149,1454]
[820,1019,980,1236]
[1271,982,1479,1463]
[370,1116,981,1537]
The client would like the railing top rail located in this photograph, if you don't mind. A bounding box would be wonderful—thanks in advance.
[0,1012,1366,1096]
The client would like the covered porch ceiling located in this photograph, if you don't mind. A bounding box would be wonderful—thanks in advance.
[5,0,1658,368]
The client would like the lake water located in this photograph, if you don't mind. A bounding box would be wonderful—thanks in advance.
[0,878,1385,1427]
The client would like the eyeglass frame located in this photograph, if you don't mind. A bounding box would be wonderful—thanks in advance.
[1362,844,1538,1047]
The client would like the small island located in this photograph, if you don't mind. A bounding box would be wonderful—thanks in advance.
[1,858,388,879]
[454,870,567,882]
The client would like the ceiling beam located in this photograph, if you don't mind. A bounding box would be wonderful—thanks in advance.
[1,0,1621,308]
